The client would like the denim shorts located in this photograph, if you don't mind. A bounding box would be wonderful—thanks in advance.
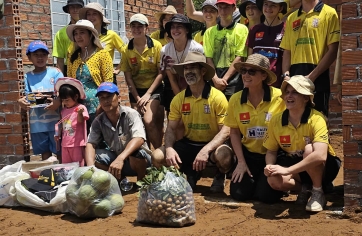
[95,148,151,176]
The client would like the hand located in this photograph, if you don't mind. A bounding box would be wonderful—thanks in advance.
[231,162,252,183]
[165,147,182,169]
[212,77,228,91]
[77,107,84,114]
[109,157,124,179]
[54,135,60,142]
[45,97,61,110]
[264,164,273,177]
[193,149,209,171]
[18,97,31,110]
[137,93,151,109]
[284,75,291,81]
[113,68,120,75]
[269,165,291,176]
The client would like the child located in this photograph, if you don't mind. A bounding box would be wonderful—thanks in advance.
[55,77,89,166]
[18,41,64,160]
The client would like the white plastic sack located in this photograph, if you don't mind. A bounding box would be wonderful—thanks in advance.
[0,172,30,206]
[0,160,25,175]
[14,180,69,213]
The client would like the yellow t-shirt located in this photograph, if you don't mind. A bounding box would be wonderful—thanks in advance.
[263,108,336,156]
[193,30,203,45]
[169,83,228,143]
[224,85,285,154]
[150,30,171,46]
[120,36,162,89]
[99,29,125,60]
[52,26,71,64]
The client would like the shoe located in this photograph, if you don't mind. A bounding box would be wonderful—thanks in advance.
[305,189,326,212]
[210,173,225,193]
[295,184,312,205]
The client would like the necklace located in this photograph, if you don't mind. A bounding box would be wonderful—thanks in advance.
[174,40,188,63]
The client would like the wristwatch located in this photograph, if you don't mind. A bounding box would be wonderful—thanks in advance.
[281,73,290,79]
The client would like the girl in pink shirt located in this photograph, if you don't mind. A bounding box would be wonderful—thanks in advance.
[55,77,89,166]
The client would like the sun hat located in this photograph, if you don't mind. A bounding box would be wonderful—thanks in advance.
[256,0,287,15]
[130,13,149,25]
[202,0,218,10]
[66,19,103,49]
[234,53,277,85]
[280,75,315,106]
[78,2,110,24]
[155,5,177,22]
[165,14,193,39]
[239,0,262,18]
[96,82,120,97]
[21,168,65,192]
[26,41,49,55]
[62,0,84,13]
[55,77,86,99]
[216,0,236,5]
[172,51,215,81]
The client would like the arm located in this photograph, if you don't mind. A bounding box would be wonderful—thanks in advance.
[207,57,228,91]
[222,56,242,82]
[85,143,97,166]
[185,0,205,23]
[137,72,164,108]
[264,149,278,177]
[164,119,182,167]
[56,58,65,74]
[282,49,291,79]
[166,69,181,95]
[307,42,339,82]
[77,107,85,123]
[124,71,140,103]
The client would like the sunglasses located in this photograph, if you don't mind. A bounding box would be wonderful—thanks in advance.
[240,68,262,76]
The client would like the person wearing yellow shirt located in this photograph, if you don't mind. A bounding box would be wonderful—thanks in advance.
[79,2,125,84]
[224,54,285,202]
[263,76,341,212]
[152,52,229,190]
[121,14,164,150]
[150,5,177,46]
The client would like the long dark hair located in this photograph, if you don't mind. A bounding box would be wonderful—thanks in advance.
[69,29,94,63]
[59,84,83,104]
[159,14,167,39]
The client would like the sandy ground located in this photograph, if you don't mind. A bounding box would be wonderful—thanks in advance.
[1,133,362,236]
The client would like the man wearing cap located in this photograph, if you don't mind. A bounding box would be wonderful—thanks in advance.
[280,0,340,116]
[53,0,84,75]
[203,0,249,101]
[263,75,341,212]
[152,51,230,190]
[85,82,151,181]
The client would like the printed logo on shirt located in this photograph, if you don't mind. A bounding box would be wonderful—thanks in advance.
[50,78,55,85]
[247,126,267,139]
[280,135,291,148]
[101,42,107,48]
[312,18,319,28]
[265,112,272,122]
[255,32,264,41]
[239,112,250,124]
[292,19,301,31]
[204,104,210,114]
[130,57,138,65]
[182,103,191,115]
[148,56,154,64]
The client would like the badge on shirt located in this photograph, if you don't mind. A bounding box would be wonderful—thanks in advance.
[265,112,272,122]
[276,33,283,41]
[255,32,264,41]
[50,78,55,85]
[148,56,154,64]
[182,103,191,115]
[280,135,291,147]
[130,57,138,65]
[312,18,319,28]
[292,19,301,31]
[204,104,210,114]
[239,112,250,124]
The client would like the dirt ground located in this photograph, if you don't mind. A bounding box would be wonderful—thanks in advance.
[1,133,362,236]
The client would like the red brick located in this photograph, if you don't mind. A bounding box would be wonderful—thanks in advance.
[342,4,358,18]
[2,71,19,81]
[7,37,17,48]
[4,92,20,101]
[1,27,15,37]
[7,135,24,145]
[329,98,341,113]
[22,22,34,31]
[344,125,351,142]
[344,142,359,156]
[342,82,362,95]
[344,156,362,170]
[32,5,45,13]
[342,19,362,34]
[0,125,12,134]
[352,127,362,140]
[0,60,7,70]
[39,0,50,6]
[0,39,5,48]
[0,103,16,113]
[0,82,10,92]
[343,112,362,125]
[26,0,39,4]
[342,50,362,65]
[0,136,6,144]
[8,60,19,70]
[342,97,357,110]
[342,67,357,80]
[15,145,26,155]
[5,113,22,123]
[0,146,14,155]
[341,35,357,51]
[0,49,16,58]
[19,13,28,21]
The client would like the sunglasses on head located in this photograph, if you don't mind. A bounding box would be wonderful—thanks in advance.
[240,68,262,76]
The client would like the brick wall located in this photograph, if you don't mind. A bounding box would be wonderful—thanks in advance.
[341,0,362,208]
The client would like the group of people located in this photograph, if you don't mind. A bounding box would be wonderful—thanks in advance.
[18,0,342,213]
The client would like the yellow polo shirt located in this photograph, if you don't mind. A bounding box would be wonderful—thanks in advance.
[120,36,162,89]
[193,30,204,45]
[224,85,285,154]
[150,30,171,46]
[169,83,228,143]
[99,28,125,60]
[263,108,336,157]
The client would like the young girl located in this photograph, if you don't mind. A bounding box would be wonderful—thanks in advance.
[54,77,89,166]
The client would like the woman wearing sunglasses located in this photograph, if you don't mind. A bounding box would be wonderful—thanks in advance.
[223,53,286,203]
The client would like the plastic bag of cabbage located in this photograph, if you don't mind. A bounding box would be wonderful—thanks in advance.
[65,166,124,218]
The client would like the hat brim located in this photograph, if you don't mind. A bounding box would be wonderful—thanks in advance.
[280,80,315,106]
[256,0,287,15]
[66,24,103,50]
[55,77,86,99]
[173,61,215,81]
[234,61,277,85]
[21,178,53,192]
[78,7,111,24]
[130,19,148,25]
[165,21,193,39]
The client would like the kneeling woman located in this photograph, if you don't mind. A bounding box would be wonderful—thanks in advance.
[121,14,164,149]
[263,76,341,212]
[224,54,285,202]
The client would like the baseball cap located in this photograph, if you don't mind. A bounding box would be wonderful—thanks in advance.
[202,0,218,10]
[216,0,236,5]
[21,168,65,192]
[130,13,149,25]
[96,82,120,97]
[26,41,49,55]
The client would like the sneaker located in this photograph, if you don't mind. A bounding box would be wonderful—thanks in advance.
[295,184,312,205]
[305,189,326,212]
[210,173,225,193]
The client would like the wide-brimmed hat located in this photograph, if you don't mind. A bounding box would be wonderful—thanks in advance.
[165,14,193,39]
[79,2,110,24]
[281,75,315,106]
[234,54,277,85]
[256,0,287,15]
[62,0,84,13]
[130,13,149,25]
[66,19,103,49]
[55,77,86,99]
[202,0,218,10]
[239,0,261,18]
[155,5,177,22]
[172,51,215,81]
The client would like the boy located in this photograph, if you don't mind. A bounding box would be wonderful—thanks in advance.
[18,41,64,160]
